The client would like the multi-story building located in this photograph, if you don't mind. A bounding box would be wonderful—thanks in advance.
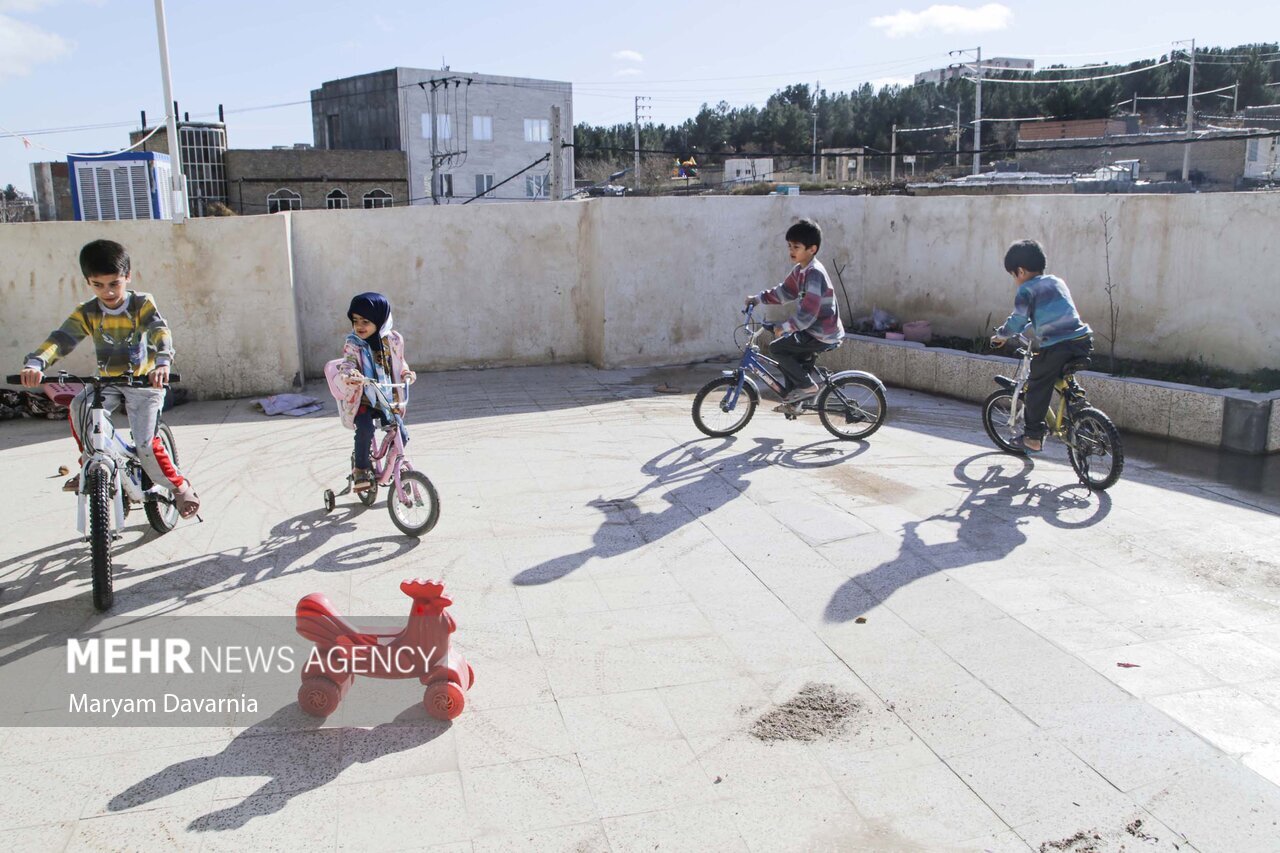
[129,119,228,217]
[310,68,573,204]
[914,57,1034,86]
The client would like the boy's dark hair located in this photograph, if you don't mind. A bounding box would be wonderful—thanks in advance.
[1003,239,1046,274]
[785,218,822,250]
[79,239,131,278]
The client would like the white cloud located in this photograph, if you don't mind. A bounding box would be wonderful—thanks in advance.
[614,68,643,78]
[612,49,644,63]
[0,13,71,81]
[870,3,1012,38]
[0,1,58,12]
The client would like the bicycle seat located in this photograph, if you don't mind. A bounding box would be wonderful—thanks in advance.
[1062,357,1092,375]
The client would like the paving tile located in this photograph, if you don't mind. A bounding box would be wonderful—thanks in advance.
[461,756,595,836]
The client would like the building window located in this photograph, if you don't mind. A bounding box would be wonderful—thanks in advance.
[363,189,393,209]
[523,118,549,143]
[525,174,549,199]
[326,189,349,209]
[473,115,492,141]
[475,174,494,197]
[266,188,301,214]
[422,113,452,140]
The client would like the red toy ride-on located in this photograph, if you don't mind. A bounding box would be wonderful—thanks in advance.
[295,578,474,720]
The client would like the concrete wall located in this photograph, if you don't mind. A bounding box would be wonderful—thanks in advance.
[288,202,590,377]
[0,216,301,399]
[1018,135,1249,185]
[1,192,1276,397]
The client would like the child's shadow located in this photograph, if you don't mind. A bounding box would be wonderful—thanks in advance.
[825,452,1112,622]
[512,435,867,586]
[108,703,450,831]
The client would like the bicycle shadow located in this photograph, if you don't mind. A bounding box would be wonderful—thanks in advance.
[0,506,418,669]
[512,435,868,586]
[824,452,1112,623]
[107,703,450,831]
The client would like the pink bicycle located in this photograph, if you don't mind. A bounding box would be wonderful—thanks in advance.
[323,377,440,537]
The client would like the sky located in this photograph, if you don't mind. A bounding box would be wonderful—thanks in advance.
[1,0,1275,194]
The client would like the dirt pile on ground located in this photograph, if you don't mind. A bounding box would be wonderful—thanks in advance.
[749,682,863,742]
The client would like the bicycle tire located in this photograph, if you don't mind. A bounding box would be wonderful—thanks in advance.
[388,469,440,537]
[1067,407,1125,491]
[143,422,181,534]
[816,376,887,440]
[692,376,758,437]
[87,465,114,611]
[981,390,1027,455]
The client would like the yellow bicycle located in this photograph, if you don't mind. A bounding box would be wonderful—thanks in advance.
[981,333,1125,491]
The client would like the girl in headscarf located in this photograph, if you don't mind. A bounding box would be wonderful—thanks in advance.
[327,292,416,492]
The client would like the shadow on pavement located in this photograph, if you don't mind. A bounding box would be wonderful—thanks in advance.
[512,435,868,586]
[824,452,1112,623]
[107,703,449,830]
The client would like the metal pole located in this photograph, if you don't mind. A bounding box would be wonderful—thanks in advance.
[811,80,819,179]
[429,82,440,204]
[890,123,897,182]
[153,0,186,222]
[955,103,961,168]
[634,96,641,192]
[1233,82,1239,114]
[974,47,983,175]
[549,105,562,200]
[1181,39,1195,182]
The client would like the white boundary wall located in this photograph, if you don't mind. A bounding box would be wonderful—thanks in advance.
[2,193,1276,398]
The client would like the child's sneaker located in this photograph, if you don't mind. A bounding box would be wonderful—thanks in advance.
[62,473,80,493]
[783,384,820,403]
[352,468,374,492]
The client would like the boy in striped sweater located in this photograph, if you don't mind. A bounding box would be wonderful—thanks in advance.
[991,239,1094,454]
[20,240,200,517]
[745,218,843,407]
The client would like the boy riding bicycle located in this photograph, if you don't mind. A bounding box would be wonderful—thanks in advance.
[19,239,200,517]
[990,239,1093,454]
[744,218,843,409]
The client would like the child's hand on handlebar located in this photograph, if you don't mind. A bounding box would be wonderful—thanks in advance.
[20,366,43,387]
[402,369,417,386]
[989,335,1007,348]
[148,365,170,388]
[744,295,760,307]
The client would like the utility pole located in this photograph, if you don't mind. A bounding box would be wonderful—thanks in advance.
[951,46,983,175]
[890,123,897,182]
[954,102,961,168]
[811,80,819,179]
[153,0,186,222]
[633,95,650,193]
[1180,39,1195,182]
[1233,81,1239,114]
[549,105,562,200]
[429,82,440,204]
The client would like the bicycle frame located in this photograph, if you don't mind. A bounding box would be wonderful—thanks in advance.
[360,379,415,498]
[997,335,1083,441]
[74,375,158,536]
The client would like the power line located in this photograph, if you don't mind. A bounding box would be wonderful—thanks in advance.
[977,59,1173,85]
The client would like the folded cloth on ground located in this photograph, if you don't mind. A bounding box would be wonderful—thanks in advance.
[254,394,324,417]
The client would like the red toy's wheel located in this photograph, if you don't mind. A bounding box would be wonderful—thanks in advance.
[298,676,342,717]
[424,681,465,720]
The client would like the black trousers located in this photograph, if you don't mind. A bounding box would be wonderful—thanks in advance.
[1024,335,1093,440]
[769,331,831,392]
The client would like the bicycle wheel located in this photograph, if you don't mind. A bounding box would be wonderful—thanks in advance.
[981,390,1027,455]
[143,422,181,534]
[87,465,114,612]
[816,376,887,440]
[692,376,758,437]
[388,468,440,537]
[1067,407,1125,491]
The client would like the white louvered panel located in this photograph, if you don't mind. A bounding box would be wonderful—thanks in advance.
[75,162,100,221]
[129,163,151,219]
[154,161,171,219]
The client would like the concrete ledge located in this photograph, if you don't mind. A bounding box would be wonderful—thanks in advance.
[824,334,1279,455]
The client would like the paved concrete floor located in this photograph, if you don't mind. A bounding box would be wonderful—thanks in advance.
[1,363,1279,852]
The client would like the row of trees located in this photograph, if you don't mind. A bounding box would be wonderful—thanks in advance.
[574,43,1279,181]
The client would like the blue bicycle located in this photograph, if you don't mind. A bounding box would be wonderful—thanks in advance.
[691,305,888,440]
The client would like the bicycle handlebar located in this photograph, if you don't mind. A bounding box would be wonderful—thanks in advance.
[6,372,181,386]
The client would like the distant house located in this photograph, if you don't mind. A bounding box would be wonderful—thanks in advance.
[914,57,1033,86]
[723,158,774,184]
[311,67,573,204]
[223,149,409,214]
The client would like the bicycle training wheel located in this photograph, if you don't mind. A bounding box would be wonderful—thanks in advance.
[981,390,1026,455]
[388,469,440,537]
[816,376,887,440]
[1067,407,1125,491]
[143,422,181,534]
[87,464,114,611]
[692,376,758,437]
